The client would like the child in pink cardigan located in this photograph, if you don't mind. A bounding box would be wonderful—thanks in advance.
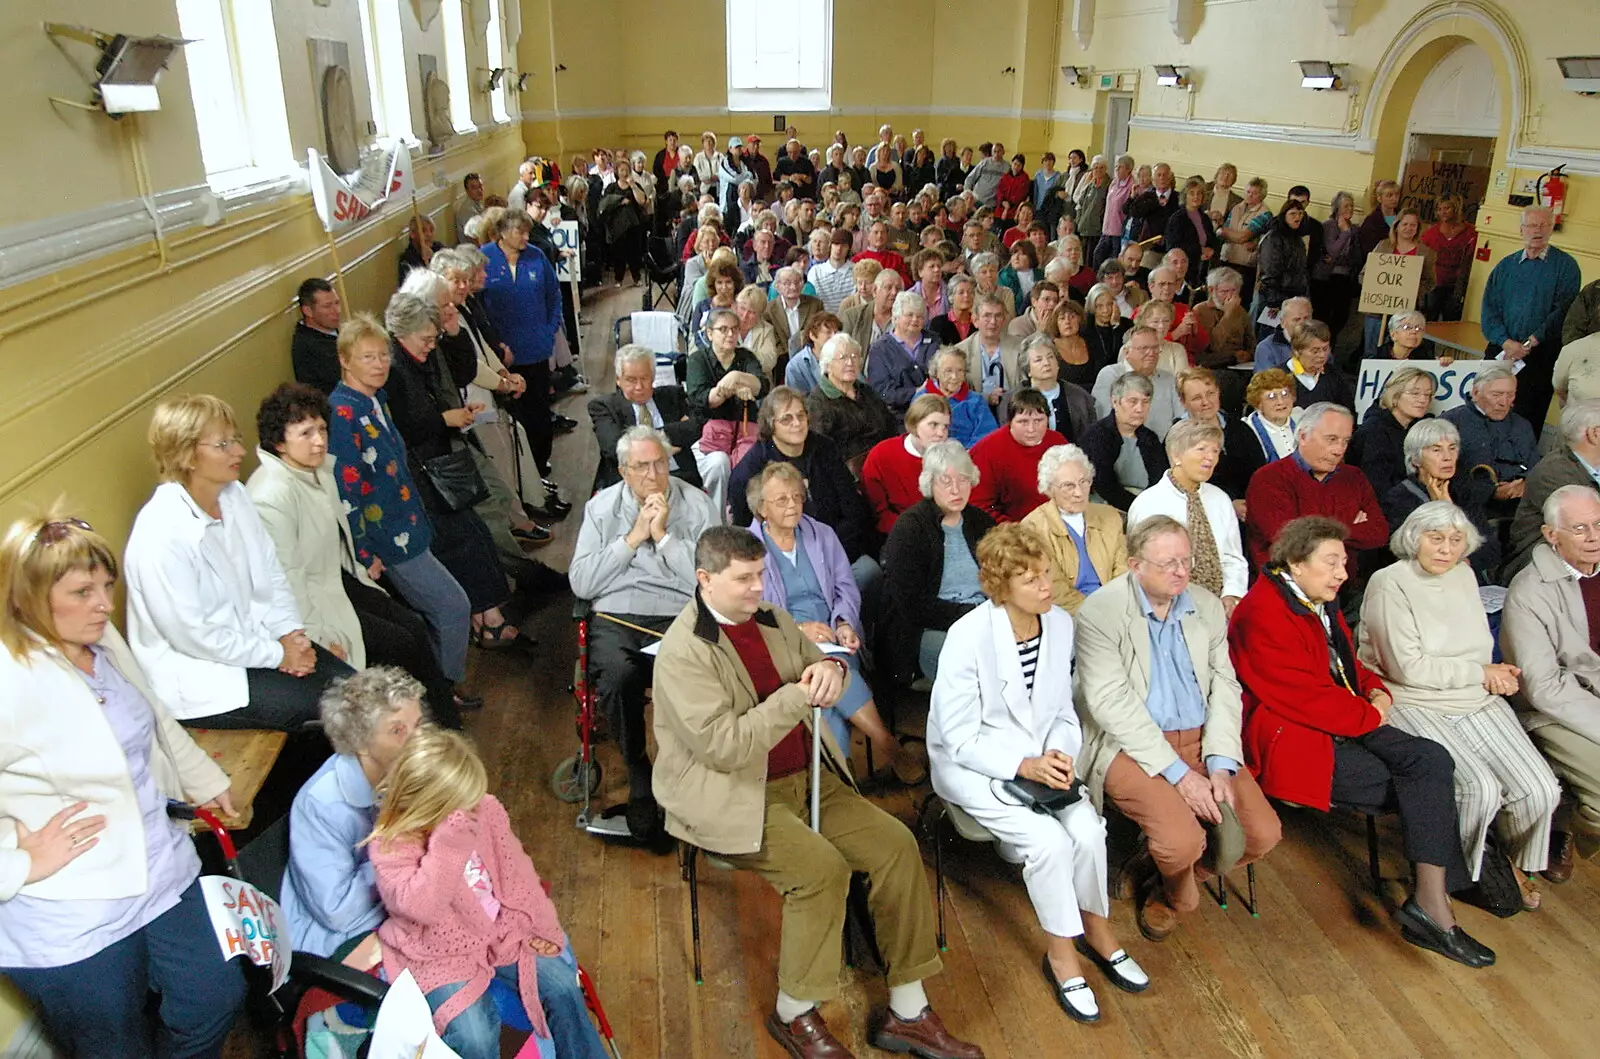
[367,728,606,1059]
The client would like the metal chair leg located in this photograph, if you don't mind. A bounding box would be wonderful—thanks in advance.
[687,845,703,985]
[1365,813,1383,896]
[1203,872,1230,910]
[1244,863,1259,918]
[1204,864,1261,917]
[933,800,948,951]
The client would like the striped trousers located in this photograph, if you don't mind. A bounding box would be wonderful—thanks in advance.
[1390,698,1561,878]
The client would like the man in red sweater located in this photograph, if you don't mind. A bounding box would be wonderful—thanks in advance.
[970,389,1066,522]
[854,220,911,284]
[1244,401,1389,570]
[652,527,983,1059]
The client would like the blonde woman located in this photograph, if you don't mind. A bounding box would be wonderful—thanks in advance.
[1134,300,1189,378]
[0,512,244,1056]
[368,728,606,1059]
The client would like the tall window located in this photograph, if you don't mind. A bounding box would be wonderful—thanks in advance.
[486,0,510,123]
[726,0,832,112]
[358,0,416,143]
[440,0,476,133]
[175,0,293,190]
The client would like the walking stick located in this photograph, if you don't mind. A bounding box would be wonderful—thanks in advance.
[810,703,824,833]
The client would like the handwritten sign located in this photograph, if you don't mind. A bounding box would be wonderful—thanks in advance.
[368,969,464,1059]
[550,220,582,282]
[1401,160,1490,224]
[1354,359,1480,420]
[1358,253,1424,316]
[199,875,289,993]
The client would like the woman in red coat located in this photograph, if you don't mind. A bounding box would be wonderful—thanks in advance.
[995,155,1032,228]
[1229,516,1494,969]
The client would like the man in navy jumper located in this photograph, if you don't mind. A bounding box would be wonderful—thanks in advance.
[1480,206,1583,427]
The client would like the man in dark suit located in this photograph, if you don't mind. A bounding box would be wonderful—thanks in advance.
[762,267,825,353]
[590,345,731,515]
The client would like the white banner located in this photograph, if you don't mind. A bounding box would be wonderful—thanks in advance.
[199,875,290,993]
[307,142,415,233]
[550,219,581,282]
[1354,359,1482,420]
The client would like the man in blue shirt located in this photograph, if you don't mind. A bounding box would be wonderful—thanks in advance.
[1073,516,1282,942]
[1480,205,1583,426]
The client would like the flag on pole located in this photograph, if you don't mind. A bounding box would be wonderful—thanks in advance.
[307,141,413,233]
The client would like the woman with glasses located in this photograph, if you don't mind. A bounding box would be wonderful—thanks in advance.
[806,333,901,466]
[1386,308,1445,364]
[1226,368,1301,483]
[124,394,355,731]
[728,388,876,573]
[1348,366,1437,499]
[1019,444,1126,614]
[0,512,248,1057]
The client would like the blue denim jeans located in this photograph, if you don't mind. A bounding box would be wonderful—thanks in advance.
[385,549,472,683]
[425,950,607,1059]
[4,878,247,1059]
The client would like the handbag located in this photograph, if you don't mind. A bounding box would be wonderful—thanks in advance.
[421,446,490,512]
[698,416,760,468]
[1000,776,1086,815]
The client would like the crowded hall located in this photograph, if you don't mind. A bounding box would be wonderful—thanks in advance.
[7,2,1600,1057]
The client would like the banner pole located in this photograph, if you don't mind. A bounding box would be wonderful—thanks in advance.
[326,229,349,307]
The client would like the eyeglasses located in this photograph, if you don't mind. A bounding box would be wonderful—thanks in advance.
[708,325,738,334]
[774,412,809,426]
[1394,323,1425,333]
[626,459,670,474]
[933,473,971,490]
[1259,388,1293,402]
[203,436,246,452]
[831,352,863,364]
[1140,556,1194,573]
[34,518,92,546]
[1557,521,1600,539]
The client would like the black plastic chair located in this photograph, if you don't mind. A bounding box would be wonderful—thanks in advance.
[643,237,681,310]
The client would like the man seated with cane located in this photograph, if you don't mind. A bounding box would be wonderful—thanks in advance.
[653,526,984,1059]
[570,426,719,846]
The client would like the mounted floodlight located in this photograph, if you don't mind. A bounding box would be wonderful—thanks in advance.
[1061,65,1088,86]
[1557,56,1600,95]
[1154,64,1188,88]
[486,67,508,91]
[1297,60,1345,91]
[45,23,189,115]
[514,72,532,92]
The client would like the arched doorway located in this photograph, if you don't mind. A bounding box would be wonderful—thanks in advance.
[1400,42,1499,225]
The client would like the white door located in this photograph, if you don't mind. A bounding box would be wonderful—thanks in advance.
[1104,94,1132,159]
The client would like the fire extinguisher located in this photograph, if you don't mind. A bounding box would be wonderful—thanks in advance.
[1537,165,1567,230]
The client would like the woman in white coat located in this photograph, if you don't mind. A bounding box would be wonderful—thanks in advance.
[929,523,1148,1024]
[124,393,354,730]
[0,512,246,1057]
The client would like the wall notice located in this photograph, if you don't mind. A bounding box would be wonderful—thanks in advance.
[1357,253,1424,316]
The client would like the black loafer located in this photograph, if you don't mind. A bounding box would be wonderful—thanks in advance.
[1042,955,1101,1023]
[1395,898,1496,968]
[1074,937,1151,993]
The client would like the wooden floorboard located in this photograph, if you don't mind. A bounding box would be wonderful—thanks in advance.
[224,283,1600,1058]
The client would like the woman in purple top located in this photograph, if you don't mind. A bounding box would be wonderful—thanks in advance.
[0,513,245,1058]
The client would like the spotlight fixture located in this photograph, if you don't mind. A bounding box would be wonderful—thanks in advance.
[1557,56,1600,95]
[486,67,507,91]
[1154,64,1189,88]
[514,72,532,92]
[1060,65,1089,86]
[1296,60,1346,91]
[44,23,190,115]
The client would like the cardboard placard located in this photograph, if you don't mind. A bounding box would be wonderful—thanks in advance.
[1357,253,1424,316]
[550,220,582,282]
[1400,160,1491,224]
[199,875,290,993]
[1353,359,1481,420]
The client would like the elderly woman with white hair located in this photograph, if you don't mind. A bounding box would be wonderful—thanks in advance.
[920,345,999,448]
[1380,418,1499,581]
[805,333,901,466]
[865,291,937,412]
[280,667,428,960]
[883,440,998,681]
[970,252,1015,324]
[1386,308,1443,364]
[1019,444,1127,613]
[1126,418,1249,614]
[1359,502,1561,912]
[1081,371,1169,512]
[1349,366,1438,499]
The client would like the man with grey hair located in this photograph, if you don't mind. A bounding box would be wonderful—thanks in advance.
[1479,204,1583,424]
[507,158,542,214]
[955,294,1025,406]
[1128,163,1181,271]
[1091,325,1181,438]
[762,266,823,353]
[1443,363,1540,505]
[1253,296,1313,373]
[1244,401,1388,572]
[589,344,731,510]
[570,425,719,844]
[1506,399,1600,582]
[1503,483,1600,880]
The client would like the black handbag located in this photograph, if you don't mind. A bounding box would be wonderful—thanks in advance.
[1000,776,1086,815]
[421,446,490,512]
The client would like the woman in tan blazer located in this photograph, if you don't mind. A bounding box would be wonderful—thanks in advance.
[1020,444,1127,613]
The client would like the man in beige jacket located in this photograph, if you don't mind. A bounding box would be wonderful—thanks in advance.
[1073,516,1281,942]
[653,526,982,1059]
[1502,484,1600,881]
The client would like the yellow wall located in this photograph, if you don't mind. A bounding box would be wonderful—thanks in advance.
[0,2,524,554]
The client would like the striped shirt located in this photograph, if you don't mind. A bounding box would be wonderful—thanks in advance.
[1017,632,1042,693]
[808,260,857,313]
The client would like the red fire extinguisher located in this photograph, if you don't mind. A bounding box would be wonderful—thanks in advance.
[1537,165,1567,230]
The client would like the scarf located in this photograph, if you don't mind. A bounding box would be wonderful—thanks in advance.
[1177,474,1224,596]
[927,379,973,403]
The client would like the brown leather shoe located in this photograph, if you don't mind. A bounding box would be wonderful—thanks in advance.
[1136,874,1179,942]
[765,1009,855,1059]
[870,1006,985,1059]
[1544,830,1575,884]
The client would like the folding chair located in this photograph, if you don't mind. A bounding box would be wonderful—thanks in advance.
[922,795,1000,952]
[643,235,682,310]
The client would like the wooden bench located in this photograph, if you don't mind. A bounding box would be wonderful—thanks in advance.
[185,727,287,831]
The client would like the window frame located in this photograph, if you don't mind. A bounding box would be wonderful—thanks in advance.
[725,0,833,113]
[175,0,294,192]
[440,0,478,134]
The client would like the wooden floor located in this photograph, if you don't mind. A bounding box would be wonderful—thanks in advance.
[229,283,1600,1058]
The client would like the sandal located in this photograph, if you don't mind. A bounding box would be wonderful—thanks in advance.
[475,621,522,650]
[1520,874,1542,912]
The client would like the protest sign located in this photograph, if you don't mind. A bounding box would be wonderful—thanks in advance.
[1400,160,1490,224]
[550,220,582,282]
[1357,253,1424,316]
[1353,359,1481,420]
[368,969,464,1059]
[199,875,289,993]
[308,142,414,233]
